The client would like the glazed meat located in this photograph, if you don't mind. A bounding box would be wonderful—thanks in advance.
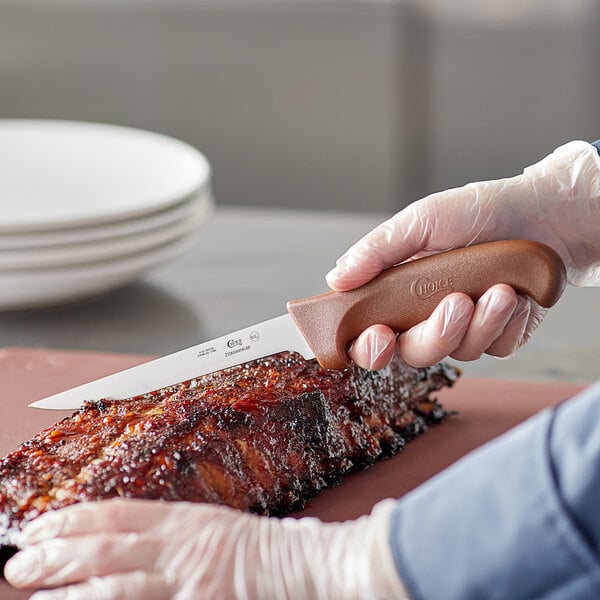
[0,352,458,548]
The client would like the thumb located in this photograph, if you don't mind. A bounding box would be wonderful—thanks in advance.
[325,168,530,292]
[325,204,428,291]
[326,189,480,291]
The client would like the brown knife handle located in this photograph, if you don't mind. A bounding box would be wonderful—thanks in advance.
[287,240,566,370]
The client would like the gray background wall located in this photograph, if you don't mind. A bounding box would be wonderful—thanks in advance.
[1,0,599,212]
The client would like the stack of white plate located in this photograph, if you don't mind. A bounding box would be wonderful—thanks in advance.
[0,120,214,310]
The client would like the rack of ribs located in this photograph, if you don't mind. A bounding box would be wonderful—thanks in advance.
[0,351,459,549]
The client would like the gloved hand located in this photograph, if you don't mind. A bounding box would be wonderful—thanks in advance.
[327,140,600,369]
[4,498,408,600]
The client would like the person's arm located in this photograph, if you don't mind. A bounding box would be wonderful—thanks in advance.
[327,140,600,369]
[389,381,600,600]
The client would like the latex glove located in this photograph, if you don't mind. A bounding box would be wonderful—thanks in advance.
[4,498,408,600]
[327,140,600,369]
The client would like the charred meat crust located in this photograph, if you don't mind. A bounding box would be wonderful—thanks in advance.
[0,352,459,548]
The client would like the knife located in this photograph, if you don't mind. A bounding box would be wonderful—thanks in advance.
[30,240,566,410]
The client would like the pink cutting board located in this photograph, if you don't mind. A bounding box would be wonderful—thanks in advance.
[0,347,585,599]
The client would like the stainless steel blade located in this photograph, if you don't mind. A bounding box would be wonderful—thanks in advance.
[29,314,315,410]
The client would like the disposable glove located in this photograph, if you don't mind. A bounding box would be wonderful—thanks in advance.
[327,140,600,369]
[4,497,408,600]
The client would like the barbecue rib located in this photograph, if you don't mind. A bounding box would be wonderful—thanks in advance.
[0,351,458,549]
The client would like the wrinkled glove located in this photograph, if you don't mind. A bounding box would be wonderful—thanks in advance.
[4,498,408,600]
[327,140,600,369]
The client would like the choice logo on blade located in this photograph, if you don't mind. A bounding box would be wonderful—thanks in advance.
[227,338,243,349]
[411,276,454,299]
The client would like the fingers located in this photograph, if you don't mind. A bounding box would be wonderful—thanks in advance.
[350,286,543,370]
[20,499,197,544]
[397,294,475,367]
[347,325,397,371]
[27,571,170,600]
[8,500,241,592]
[21,500,155,544]
[485,297,548,358]
[484,295,531,358]
[5,532,162,588]
[450,285,518,361]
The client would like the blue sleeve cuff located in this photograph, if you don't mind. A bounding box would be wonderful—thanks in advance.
[592,139,600,156]
[389,385,600,600]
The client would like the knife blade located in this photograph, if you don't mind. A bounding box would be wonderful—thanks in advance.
[30,240,566,410]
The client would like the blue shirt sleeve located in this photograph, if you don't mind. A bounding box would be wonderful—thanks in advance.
[592,139,600,155]
[388,381,600,600]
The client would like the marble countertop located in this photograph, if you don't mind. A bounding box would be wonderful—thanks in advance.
[1,206,598,384]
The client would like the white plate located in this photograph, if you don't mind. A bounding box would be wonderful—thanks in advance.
[0,189,211,250]
[0,232,199,311]
[0,191,214,270]
[0,120,210,232]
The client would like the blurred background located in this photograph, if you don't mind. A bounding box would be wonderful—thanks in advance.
[2,0,599,213]
[0,0,599,385]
